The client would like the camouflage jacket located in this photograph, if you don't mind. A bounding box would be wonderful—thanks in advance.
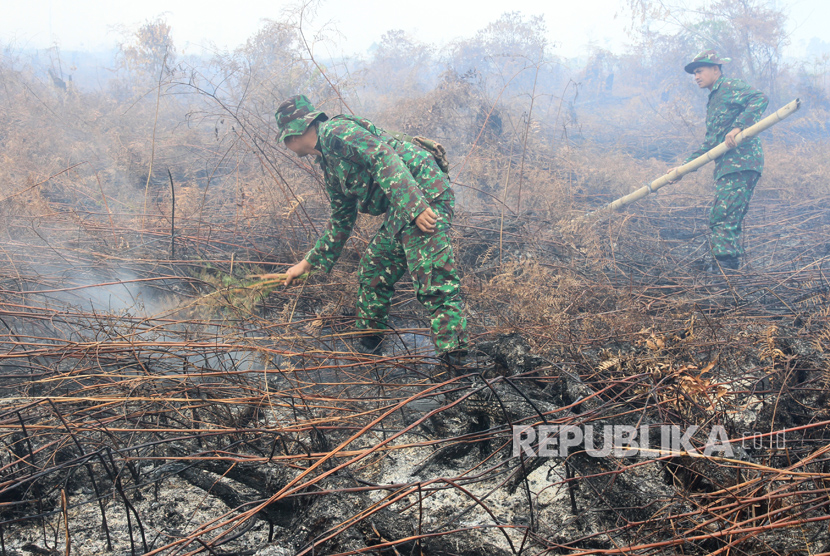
[304,115,451,272]
[684,76,769,179]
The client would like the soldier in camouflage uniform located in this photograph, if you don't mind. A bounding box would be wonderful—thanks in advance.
[672,50,769,270]
[277,95,469,358]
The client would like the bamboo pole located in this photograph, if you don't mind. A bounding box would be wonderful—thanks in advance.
[583,98,801,219]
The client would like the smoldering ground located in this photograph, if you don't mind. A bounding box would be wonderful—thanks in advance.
[2,2,830,555]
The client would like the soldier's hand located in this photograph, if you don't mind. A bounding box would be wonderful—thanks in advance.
[415,207,439,233]
[284,259,311,286]
[725,127,741,148]
[667,167,683,183]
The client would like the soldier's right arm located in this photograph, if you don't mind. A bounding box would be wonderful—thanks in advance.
[304,190,358,273]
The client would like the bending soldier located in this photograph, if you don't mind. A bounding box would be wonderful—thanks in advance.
[671,50,769,271]
[277,95,469,362]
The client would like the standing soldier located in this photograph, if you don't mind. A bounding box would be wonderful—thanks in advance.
[672,50,769,271]
[276,95,469,364]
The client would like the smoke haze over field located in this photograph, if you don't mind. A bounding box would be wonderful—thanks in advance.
[2,0,829,60]
[2,1,830,555]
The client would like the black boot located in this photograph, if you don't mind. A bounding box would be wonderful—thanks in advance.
[714,255,740,271]
[441,349,468,373]
[428,349,468,382]
[441,347,490,376]
[433,347,491,382]
[354,334,383,355]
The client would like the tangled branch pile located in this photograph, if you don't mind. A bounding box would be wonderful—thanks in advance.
[3,187,830,555]
[2,1,830,554]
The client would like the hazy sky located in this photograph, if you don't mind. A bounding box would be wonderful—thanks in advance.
[1,0,827,59]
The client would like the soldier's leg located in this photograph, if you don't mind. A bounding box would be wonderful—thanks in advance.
[710,170,760,259]
[355,225,407,333]
[399,192,469,354]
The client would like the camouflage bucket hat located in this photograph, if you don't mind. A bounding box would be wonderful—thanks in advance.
[685,49,731,74]
[275,95,328,142]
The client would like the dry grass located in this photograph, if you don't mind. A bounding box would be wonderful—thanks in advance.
[1,25,830,556]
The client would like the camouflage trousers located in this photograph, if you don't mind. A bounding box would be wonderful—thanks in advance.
[710,170,760,258]
[355,191,469,355]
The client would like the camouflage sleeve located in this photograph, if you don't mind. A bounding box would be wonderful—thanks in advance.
[684,114,721,163]
[684,80,769,165]
[731,80,769,130]
[304,189,358,273]
[327,122,431,225]
[684,136,718,165]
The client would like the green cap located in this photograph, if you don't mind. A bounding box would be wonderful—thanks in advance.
[684,49,731,74]
[275,95,328,143]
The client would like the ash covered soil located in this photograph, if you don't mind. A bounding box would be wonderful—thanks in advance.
[4,203,830,556]
[5,320,830,556]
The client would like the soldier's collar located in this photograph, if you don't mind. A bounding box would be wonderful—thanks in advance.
[710,76,726,93]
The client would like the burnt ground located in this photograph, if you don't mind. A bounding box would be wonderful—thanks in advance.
[3,193,830,556]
